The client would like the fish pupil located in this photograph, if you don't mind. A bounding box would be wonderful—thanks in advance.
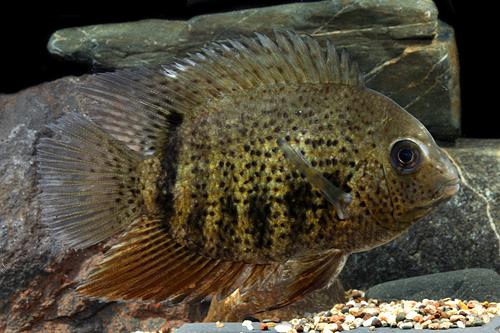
[390,139,422,174]
[398,148,414,164]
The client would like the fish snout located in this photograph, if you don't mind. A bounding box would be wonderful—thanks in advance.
[440,177,460,199]
[439,148,460,176]
[436,148,461,199]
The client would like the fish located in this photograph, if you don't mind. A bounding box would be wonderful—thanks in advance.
[36,30,460,319]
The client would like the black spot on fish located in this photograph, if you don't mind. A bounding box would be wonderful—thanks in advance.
[284,183,312,237]
[248,196,272,249]
[185,206,206,248]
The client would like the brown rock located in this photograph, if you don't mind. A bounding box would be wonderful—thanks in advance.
[0,77,199,332]
[330,315,345,323]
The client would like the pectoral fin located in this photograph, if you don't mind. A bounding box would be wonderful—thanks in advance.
[278,138,352,219]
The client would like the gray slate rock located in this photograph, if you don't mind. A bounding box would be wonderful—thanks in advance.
[341,139,500,291]
[366,268,500,301]
[47,0,439,68]
[47,0,460,140]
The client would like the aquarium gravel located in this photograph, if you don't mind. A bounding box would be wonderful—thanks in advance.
[136,289,500,332]
[265,290,500,332]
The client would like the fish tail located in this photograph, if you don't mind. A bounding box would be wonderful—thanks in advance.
[37,112,145,249]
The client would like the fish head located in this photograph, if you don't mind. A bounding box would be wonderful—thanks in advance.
[368,89,460,226]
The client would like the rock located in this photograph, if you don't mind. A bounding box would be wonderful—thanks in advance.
[341,139,500,290]
[362,316,381,327]
[365,269,500,301]
[398,321,413,329]
[274,323,292,333]
[47,1,438,69]
[47,0,460,141]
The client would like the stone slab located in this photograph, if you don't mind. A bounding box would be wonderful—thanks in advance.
[47,0,460,140]
[366,268,500,301]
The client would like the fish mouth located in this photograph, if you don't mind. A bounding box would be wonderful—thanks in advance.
[435,178,461,201]
[418,178,460,210]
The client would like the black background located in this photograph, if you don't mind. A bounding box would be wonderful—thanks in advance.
[0,1,497,138]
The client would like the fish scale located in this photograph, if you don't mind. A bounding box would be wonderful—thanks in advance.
[36,31,460,317]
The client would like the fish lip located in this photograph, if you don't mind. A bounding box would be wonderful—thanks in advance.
[434,177,461,201]
[441,180,460,198]
[408,178,460,212]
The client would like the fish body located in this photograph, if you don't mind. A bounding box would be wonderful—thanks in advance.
[172,84,402,262]
[37,31,460,316]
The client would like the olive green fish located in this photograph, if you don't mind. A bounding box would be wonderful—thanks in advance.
[37,31,460,317]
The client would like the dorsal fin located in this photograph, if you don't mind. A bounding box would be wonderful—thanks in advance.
[160,30,364,116]
[81,67,182,156]
[80,31,363,155]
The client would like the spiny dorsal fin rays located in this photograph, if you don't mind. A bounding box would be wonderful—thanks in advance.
[163,30,364,108]
[158,30,363,103]
[287,31,320,83]
[79,30,363,156]
[304,35,328,83]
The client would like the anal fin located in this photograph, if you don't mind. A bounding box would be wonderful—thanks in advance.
[78,215,347,312]
[77,216,250,303]
[271,251,348,310]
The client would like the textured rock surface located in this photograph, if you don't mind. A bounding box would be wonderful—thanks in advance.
[48,0,439,69]
[341,139,500,290]
[47,0,460,140]
[366,268,500,301]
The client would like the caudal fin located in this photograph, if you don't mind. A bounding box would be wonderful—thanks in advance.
[37,113,144,249]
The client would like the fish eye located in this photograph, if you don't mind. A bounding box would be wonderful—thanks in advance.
[390,139,422,174]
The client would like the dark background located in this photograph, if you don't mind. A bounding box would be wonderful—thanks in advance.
[0,1,497,138]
